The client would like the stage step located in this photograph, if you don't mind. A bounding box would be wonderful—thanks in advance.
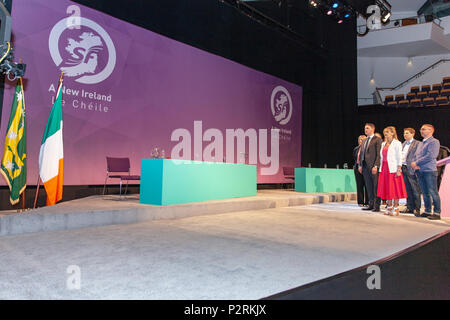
[0,191,356,236]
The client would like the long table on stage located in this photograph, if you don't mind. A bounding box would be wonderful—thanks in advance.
[140,159,257,205]
[294,168,356,193]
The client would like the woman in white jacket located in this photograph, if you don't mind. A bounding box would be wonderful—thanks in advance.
[377,126,407,216]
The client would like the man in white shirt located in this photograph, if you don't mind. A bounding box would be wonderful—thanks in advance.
[401,128,421,216]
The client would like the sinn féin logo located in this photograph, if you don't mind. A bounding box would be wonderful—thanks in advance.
[271,86,292,125]
[49,17,116,84]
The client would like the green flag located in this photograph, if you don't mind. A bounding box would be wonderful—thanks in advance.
[1,78,26,205]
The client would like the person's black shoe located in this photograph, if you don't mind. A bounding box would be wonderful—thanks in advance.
[362,206,373,211]
[427,214,441,220]
[419,212,431,218]
[414,209,421,217]
[400,208,413,214]
[372,207,380,212]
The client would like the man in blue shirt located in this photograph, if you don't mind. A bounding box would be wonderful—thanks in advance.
[412,124,441,220]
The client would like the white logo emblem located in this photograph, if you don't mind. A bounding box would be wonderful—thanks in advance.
[49,17,116,84]
[271,86,292,125]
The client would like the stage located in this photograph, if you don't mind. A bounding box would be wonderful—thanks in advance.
[0,190,357,236]
[0,190,448,299]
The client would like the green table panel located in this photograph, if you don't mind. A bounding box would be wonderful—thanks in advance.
[295,168,356,193]
[140,159,257,205]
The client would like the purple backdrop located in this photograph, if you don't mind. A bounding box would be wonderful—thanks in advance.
[1,0,302,185]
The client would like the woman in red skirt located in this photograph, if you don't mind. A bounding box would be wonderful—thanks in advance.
[377,126,407,216]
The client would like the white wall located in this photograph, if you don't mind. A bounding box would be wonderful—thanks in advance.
[358,53,450,105]
[358,16,450,105]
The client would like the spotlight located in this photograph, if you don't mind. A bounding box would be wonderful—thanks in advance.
[376,0,392,25]
[309,0,319,7]
[338,19,343,24]
[344,13,350,18]
[332,3,339,9]
[327,10,333,15]
[381,12,391,23]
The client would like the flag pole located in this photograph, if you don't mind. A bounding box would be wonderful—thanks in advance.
[22,190,26,211]
[34,72,63,209]
[33,177,40,209]
[19,75,26,211]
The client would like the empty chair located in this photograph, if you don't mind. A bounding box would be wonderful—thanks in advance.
[436,96,449,106]
[416,91,428,100]
[432,83,442,92]
[394,94,404,102]
[428,90,439,98]
[409,98,422,107]
[283,167,295,188]
[103,157,141,196]
[441,89,450,97]
[387,101,398,108]
[406,93,416,101]
[443,77,450,84]
[422,97,436,107]
[410,86,420,94]
[398,99,409,108]
[421,85,431,92]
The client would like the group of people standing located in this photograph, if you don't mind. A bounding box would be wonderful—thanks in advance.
[353,123,441,220]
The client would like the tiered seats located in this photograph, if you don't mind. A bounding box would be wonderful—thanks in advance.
[436,96,449,106]
[383,76,450,108]
[432,83,442,91]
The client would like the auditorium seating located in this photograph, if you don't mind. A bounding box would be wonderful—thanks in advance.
[387,101,398,107]
[416,91,427,100]
[398,99,409,108]
[421,85,431,93]
[423,97,436,107]
[429,90,439,98]
[384,95,393,106]
[432,84,442,92]
[410,86,420,94]
[409,98,422,107]
[383,76,450,108]
[436,96,449,106]
[406,92,416,101]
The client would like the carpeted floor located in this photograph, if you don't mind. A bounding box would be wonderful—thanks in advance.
[0,202,448,299]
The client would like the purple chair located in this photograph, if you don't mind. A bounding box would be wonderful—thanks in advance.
[103,157,140,196]
[283,167,295,188]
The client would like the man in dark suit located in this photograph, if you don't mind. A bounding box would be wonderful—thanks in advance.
[401,128,421,216]
[358,123,382,212]
[353,135,369,206]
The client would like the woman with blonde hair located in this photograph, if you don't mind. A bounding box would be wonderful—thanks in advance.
[377,126,407,216]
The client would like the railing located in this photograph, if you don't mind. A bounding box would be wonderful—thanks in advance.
[375,59,450,95]
[357,14,442,34]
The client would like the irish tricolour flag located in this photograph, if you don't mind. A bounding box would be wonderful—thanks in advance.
[39,78,64,206]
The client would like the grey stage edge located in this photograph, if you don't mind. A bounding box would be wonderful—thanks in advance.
[0,191,356,236]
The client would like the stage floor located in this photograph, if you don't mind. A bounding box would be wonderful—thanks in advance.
[0,190,356,236]
[0,193,448,299]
